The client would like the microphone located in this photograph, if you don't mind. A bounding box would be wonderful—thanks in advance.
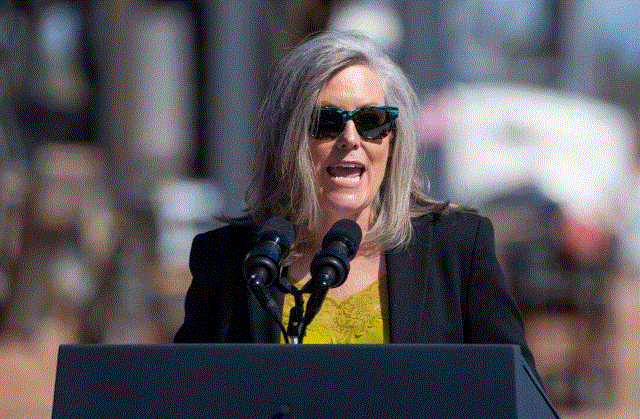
[309,219,362,289]
[296,219,362,342]
[243,217,294,343]
[243,217,295,288]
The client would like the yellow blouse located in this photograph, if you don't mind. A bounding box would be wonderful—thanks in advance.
[281,276,390,344]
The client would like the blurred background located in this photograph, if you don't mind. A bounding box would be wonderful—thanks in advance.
[0,0,638,417]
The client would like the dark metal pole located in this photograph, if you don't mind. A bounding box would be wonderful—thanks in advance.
[398,0,448,94]
[206,0,273,218]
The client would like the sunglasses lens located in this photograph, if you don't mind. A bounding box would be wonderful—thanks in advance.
[354,108,392,139]
[311,109,345,140]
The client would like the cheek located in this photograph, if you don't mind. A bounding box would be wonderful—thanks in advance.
[371,144,391,179]
[309,143,330,176]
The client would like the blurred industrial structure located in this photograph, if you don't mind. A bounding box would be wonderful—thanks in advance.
[1,1,639,417]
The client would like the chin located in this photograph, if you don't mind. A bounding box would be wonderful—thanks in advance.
[322,194,373,220]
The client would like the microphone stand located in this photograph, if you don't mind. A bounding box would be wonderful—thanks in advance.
[249,218,360,344]
[296,271,333,342]
[247,264,309,345]
[275,274,305,344]
[276,275,332,344]
[278,256,346,343]
[248,271,290,344]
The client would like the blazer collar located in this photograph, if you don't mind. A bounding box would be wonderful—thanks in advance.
[386,215,433,343]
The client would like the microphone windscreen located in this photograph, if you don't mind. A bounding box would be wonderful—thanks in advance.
[259,217,295,250]
[323,219,362,259]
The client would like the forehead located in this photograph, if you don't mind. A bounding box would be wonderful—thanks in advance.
[318,64,386,107]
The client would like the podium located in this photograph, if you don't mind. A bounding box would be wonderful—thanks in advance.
[52,343,559,418]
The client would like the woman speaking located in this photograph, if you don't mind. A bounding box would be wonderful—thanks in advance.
[174,31,539,378]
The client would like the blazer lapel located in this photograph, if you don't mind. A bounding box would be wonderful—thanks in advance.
[387,215,433,342]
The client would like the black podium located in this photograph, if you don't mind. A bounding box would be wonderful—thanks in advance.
[52,343,559,418]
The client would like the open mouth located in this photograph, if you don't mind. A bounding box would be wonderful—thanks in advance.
[327,163,365,179]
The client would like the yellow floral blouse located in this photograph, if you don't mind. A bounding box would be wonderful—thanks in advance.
[281,276,390,343]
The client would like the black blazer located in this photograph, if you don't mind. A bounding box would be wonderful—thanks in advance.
[175,211,539,379]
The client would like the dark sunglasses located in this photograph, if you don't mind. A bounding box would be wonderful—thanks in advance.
[309,106,399,141]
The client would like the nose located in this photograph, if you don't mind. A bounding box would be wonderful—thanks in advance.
[336,120,360,150]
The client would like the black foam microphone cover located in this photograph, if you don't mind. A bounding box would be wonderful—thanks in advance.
[243,217,295,287]
[310,219,362,288]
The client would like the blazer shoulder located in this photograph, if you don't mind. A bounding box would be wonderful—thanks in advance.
[416,209,490,233]
[189,223,257,271]
[415,209,497,254]
[193,223,257,247]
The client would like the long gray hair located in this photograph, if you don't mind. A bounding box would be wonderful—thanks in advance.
[240,31,447,252]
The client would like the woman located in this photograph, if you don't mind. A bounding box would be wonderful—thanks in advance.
[174,31,539,378]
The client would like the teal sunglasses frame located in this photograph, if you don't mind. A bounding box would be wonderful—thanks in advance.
[309,106,399,140]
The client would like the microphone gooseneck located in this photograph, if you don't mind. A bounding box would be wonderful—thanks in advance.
[243,217,295,343]
[296,219,362,342]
